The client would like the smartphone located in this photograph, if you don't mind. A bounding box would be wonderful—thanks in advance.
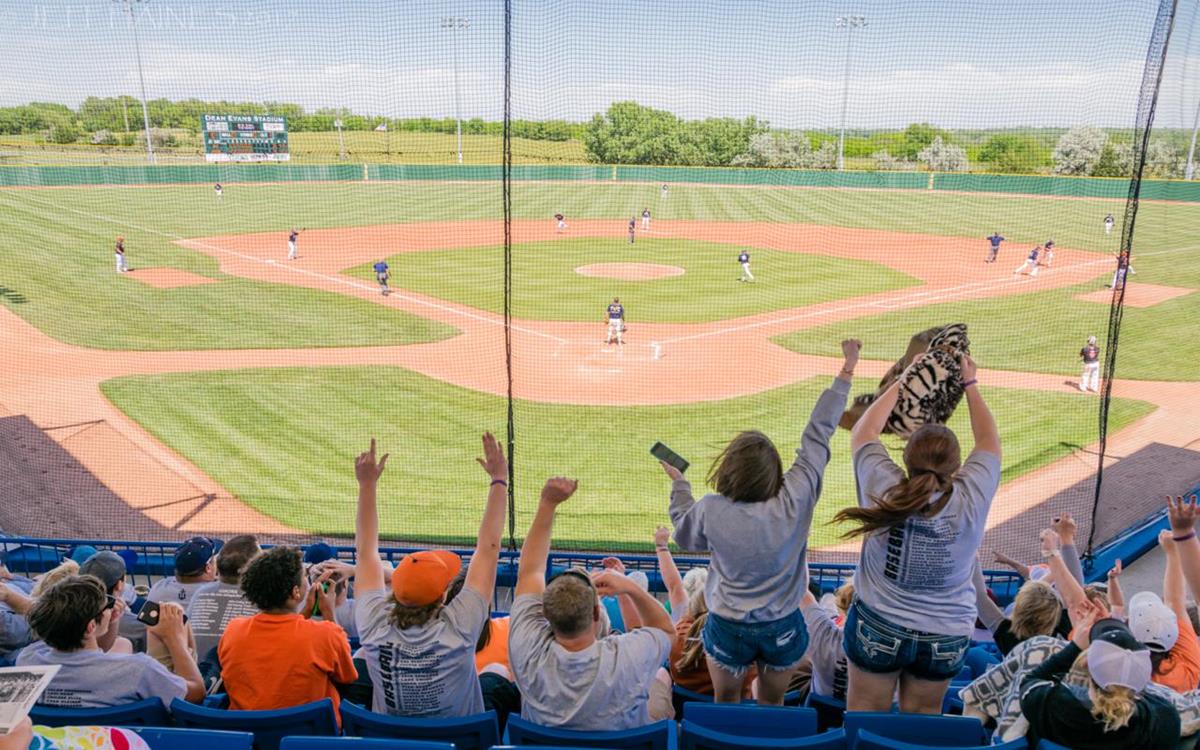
[136,600,188,626]
[650,441,689,474]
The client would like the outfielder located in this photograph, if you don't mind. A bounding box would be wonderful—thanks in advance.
[555,213,567,233]
[641,208,651,231]
[661,183,669,199]
[737,250,754,282]
[114,236,128,274]
[605,298,626,346]
[628,217,636,245]
[1013,246,1040,277]
[373,260,391,296]
[985,232,1005,263]
[287,227,306,260]
[1104,213,1115,235]
[1079,335,1100,393]
[214,182,223,200]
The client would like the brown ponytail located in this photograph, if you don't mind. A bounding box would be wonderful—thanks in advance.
[834,424,961,539]
[675,590,709,674]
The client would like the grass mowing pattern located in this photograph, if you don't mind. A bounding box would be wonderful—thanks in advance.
[100,367,1155,550]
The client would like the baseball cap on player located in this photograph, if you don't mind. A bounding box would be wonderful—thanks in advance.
[391,550,462,606]
[1128,591,1180,652]
[175,536,221,576]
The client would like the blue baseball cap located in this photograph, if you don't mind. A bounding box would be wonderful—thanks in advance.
[67,545,99,565]
[303,542,337,565]
[175,536,221,575]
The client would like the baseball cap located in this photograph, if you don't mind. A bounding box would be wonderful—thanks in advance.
[303,542,337,565]
[175,536,221,575]
[626,570,650,592]
[1088,618,1152,691]
[67,545,99,565]
[391,550,462,606]
[1128,591,1180,652]
[79,551,126,592]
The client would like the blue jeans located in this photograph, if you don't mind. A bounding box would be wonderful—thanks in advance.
[702,609,809,676]
[843,600,969,681]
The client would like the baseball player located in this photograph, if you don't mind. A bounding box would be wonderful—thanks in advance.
[1104,213,1115,235]
[628,217,636,245]
[554,213,567,233]
[641,208,651,231]
[114,236,128,274]
[737,250,754,282]
[1109,250,1136,288]
[1079,335,1101,393]
[1041,239,1055,268]
[985,232,1005,263]
[287,227,306,260]
[373,260,391,296]
[605,297,626,346]
[214,182,223,200]
[1013,245,1040,277]
[661,183,669,199]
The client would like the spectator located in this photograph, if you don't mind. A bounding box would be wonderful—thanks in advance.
[668,340,860,704]
[353,434,512,719]
[443,569,512,675]
[30,561,80,598]
[0,573,35,666]
[309,558,359,639]
[653,526,688,623]
[801,583,851,701]
[510,476,675,730]
[78,551,135,655]
[670,589,755,699]
[147,537,221,609]
[218,546,355,720]
[17,574,205,707]
[187,535,262,665]
[1019,603,1179,749]
[974,568,1063,657]
[835,353,1001,713]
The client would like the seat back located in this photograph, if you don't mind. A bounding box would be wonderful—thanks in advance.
[169,697,338,750]
[281,738,456,750]
[132,727,254,750]
[842,712,987,748]
[1036,743,1071,750]
[803,693,846,731]
[29,697,169,728]
[339,701,500,750]
[680,722,847,750]
[855,728,1030,749]
[505,715,675,750]
[683,704,818,738]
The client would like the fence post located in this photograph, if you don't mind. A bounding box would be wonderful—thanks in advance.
[927,172,935,190]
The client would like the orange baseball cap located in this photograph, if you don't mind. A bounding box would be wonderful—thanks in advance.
[391,550,462,606]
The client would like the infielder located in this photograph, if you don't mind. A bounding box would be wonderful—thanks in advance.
[1013,245,1040,277]
[114,236,128,274]
[287,227,306,260]
[1109,250,1135,288]
[737,250,754,282]
[628,217,636,245]
[985,232,1005,263]
[1079,335,1100,393]
[1041,239,1055,268]
[555,213,567,233]
[641,208,651,231]
[605,297,626,346]
[1104,213,1115,235]
[214,182,223,200]
[373,260,391,296]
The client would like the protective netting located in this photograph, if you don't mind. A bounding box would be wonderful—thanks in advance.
[1,0,1198,566]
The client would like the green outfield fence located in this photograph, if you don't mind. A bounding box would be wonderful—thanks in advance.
[4,162,1200,202]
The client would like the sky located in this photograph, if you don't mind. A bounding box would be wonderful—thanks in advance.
[0,0,1196,130]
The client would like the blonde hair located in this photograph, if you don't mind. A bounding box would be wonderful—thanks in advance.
[1010,580,1061,640]
[682,567,708,600]
[32,561,80,598]
[834,583,855,617]
[675,590,708,674]
[1072,652,1138,732]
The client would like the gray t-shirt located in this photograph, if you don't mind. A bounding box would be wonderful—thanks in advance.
[670,378,850,622]
[800,601,847,700]
[851,441,1002,636]
[147,577,210,608]
[355,587,488,718]
[508,593,671,731]
[17,641,187,708]
[186,581,259,660]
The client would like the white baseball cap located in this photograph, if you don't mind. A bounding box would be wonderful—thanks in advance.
[626,570,650,592]
[1128,591,1179,652]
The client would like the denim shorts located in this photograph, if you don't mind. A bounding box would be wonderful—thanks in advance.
[843,600,969,681]
[702,609,809,676]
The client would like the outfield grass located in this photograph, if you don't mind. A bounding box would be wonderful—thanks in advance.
[774,281,1199,382]
[99,366,1155,550]
[346,238,919,323]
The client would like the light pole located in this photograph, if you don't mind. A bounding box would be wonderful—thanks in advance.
[835,15,867,171]
[334,119,347,161]
[1186,93,1200,180]
[116,0,155,163]
[440,15,470,164]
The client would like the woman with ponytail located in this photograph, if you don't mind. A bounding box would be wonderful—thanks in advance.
[836,354,1001,713]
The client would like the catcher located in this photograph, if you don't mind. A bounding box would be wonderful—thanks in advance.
[605,298,626,347]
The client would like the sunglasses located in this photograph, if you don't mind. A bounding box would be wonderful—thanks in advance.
[95,594,117,619]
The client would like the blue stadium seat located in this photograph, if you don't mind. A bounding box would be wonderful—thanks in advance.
[132,727,254,750]
[29,697,169,727]
[680,722,846,750]
[170,697,337,750]
[962,647,999,680]
[854,729,1026,750]
[842,713,987,748]
[281,738,455,750]
[683,704,819,738]
[673,685,804,711]
[340,701,499,750]
[804,693,846,731]
[1037,743,1070,750]
[505,714,676,750]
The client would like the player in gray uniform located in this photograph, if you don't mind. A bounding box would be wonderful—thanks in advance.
[605,298,626,346]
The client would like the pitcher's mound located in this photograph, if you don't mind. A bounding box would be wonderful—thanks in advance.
[1075,283,1193,308]
[127,269,219,289]
[575,263,685,281]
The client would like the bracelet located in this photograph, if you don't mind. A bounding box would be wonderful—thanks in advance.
[1041,549,1060,559]
[1174,531,1196,543]
[962,379,978,389]
[655,545,669,552]
[490,479,507,487]
[840,368,855,377]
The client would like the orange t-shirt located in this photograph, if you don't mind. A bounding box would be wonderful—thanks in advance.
[669,615,755,698]
[474,616,511,674]
[1152,616,1200,694]
[218,613,357,724]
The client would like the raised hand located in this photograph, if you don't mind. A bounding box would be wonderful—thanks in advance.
[1070,600,1102,649]
[592,569,635,597]
[1167,494,1199,535]
[355,438,389,486]
[1051,513,1078,546]
[960,353,978,382]
[601,557,627,575]
[654,526,671,548]
[841,339,862,370]
[660,460,683,481]
[1040,529,1061,555]
[1159,529,1178,555]
[1107,559,1123,582]
[540,476,579,506]
[476,431,508,482]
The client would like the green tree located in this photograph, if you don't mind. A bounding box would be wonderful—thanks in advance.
[977,134,1049,174]
[899,122,952,159]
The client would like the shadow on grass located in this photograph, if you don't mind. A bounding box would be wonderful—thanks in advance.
[0,286,27,304]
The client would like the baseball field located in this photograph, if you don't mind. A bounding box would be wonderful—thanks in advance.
[1,178,1197,555]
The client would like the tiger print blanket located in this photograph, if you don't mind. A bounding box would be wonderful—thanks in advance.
[839,323,970,439]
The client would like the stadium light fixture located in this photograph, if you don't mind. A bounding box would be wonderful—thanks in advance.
[835,15,868,171]
[115,0,156,164]
[440,16,471,165]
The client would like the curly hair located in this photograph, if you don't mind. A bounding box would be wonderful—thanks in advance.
[240,546,303,611]
[27,575,107,651]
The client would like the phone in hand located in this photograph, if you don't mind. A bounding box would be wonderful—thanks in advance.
[136,600,188,626]
[650,441,689,474]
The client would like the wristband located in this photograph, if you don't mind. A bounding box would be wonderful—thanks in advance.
[1041,549,1060,559]
[491,479,507,487]
[962,379,978,389]
[840,368,854,377]
[655,545,669,552]
[1173,531,1196,543]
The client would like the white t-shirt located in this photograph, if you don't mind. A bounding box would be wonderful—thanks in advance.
[355,587,488,718]
[800,601,848,700]
[186,581,259,660]
[146,577,210,609]
[508,593,671,731]
[17,642,187,708]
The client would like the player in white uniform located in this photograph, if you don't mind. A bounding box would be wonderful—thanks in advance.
[737,250,754,282]
[1041,240,1055,268]
[1079,336,1101,393]
[555,213,566,233]
[641,208,651,231]
[114,236,128,273]
[287,227,306,260]
[1104,213,1115,235]
[214,182,223,200]
[605,298,626,347]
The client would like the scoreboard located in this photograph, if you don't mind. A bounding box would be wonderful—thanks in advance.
[202,114,290,162]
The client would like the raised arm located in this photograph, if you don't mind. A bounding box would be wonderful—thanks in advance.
[465,432,510,599]
[354,438,389,594]
[1168,495,1200,604]
[1107,560,1126,618]
[1052,514,1085,585]
[515,477,579,596]
[601,557,643,631]
[665,462,708,552]
[1159,530,1188,620]
[850,381,899,452]
[1040,529,1087,613]
[992,550,1032,581]
[593,570,673,638]
[654,526,687,619]
[972,560,1005,632]
[960,356,1001,458]
[785,339,858,494]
